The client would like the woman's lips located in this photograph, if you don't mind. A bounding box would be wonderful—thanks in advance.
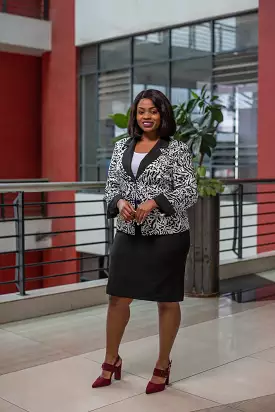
[142,122,154,128]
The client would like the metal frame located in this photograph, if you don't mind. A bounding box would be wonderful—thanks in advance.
[79,10,259,182]
[1,178,275,297]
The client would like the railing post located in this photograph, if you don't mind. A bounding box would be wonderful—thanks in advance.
[0,193,5,220]
[13,192,26,296]
[2,0,7,12]
[43,0,49,20]
[238,184,243,259]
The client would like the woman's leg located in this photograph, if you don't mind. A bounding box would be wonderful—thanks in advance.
[101,296,133,378]
[151,302,181,384]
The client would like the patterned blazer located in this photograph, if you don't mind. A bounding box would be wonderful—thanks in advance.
[104,137,198,236]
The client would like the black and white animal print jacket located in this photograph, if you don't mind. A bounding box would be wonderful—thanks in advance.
[104,137,198,236]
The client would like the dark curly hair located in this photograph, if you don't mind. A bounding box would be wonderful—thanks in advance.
[128,89,176,141]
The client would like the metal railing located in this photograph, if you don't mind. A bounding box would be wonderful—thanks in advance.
[220,178,275,260]
[0,182,109,296]
[1,0,49,20]
[1,179,275,296]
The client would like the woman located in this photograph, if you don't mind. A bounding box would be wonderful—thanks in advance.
[92,89,198,394]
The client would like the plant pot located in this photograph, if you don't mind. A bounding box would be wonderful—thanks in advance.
[185,195,220,297]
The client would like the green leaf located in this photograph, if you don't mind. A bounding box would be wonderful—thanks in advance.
[197,166,206,177]
[191,91,199,99]
[192,136,202,156]
[186,99,197,113]
[203,134,217,148]
[210,107,224,124]
[109,113,128,129]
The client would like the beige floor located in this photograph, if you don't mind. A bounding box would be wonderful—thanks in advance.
[0,295,275,411]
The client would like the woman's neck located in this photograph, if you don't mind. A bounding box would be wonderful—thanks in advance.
[141,132,159,142]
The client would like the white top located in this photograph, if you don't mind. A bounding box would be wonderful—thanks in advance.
[131,152,147,177]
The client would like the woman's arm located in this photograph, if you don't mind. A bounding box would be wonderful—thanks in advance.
[104,143,123,218]
[154,143,198,216]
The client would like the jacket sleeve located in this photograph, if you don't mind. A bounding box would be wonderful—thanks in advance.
[104,143,123,219]
[154,143,198,216]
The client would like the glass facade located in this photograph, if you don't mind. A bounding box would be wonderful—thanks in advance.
[79,11,258,182]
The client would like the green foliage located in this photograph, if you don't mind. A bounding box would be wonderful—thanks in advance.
[109,85,225,197]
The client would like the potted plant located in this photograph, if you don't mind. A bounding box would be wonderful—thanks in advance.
[109,86,224,297]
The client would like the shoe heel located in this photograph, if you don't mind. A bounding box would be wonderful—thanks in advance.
[114,364,122,380]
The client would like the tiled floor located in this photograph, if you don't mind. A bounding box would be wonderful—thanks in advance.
[1,296,275,411]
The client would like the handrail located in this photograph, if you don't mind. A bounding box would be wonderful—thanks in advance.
[0,182,106,193]
[222,178,275,184]
[0,178,274,193]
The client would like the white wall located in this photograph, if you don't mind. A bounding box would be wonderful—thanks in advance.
[0,13,51,56]
[0,219,52,253]
[75,0,258,45]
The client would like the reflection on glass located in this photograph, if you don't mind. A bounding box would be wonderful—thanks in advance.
[100,39,131,70]
[171,57,212,105]
[98,70,130,180]
[213,83,258,180]
[80,45,97,75]
[134,31,169,64]
[133,64,169,96]
[172,23,211,59]
[215,13,258,53]
[80,75,97,181]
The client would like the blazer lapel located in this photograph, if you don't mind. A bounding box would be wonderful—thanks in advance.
[122,137,170,181]
[122,138,136,181]
[136,138,169,180]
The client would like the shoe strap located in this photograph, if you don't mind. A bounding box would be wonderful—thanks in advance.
[102,356,120,372]
[153,361,172,378]
[153,367,169,378]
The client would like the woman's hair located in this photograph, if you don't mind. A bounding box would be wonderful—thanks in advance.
[128,89,176,140]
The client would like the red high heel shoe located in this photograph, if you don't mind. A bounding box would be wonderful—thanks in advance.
[146,361,172,395]
[92,356,122,388]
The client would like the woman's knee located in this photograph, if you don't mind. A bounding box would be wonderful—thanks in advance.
[109,296,133,308]
[158,302,180,312]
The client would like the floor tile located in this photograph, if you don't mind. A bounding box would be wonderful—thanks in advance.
[0,329,70,375]
[84,303,275,383]
[232,393,275,412]
[88,387,218,412]
[174,357,275,404]
[250,346,275,363]
[0,398,26,411]
[195,407,240,412]
[0,356,147,412]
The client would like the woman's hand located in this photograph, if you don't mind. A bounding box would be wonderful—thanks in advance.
[135,200,157,224]
[117,199,135,222]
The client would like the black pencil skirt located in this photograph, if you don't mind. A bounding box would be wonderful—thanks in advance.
[107,229,190,302]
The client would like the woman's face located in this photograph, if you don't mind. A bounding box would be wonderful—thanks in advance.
[136,98,161,134]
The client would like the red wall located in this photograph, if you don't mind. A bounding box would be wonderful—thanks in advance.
[0,52,42,294]
[6,0,43,19]
[0,52,41,180]
[257,0,275,253]
[41,0,78,286]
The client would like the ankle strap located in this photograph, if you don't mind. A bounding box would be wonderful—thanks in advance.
[102,356,120,372]
[153,367,169,378]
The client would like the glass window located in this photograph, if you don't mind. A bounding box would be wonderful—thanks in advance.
[98,70,131,180]
[79,45,98,75]
[100,39,131,71]
[133,63,169,98]
[171,57,212,105]
[80,75,98,181]
[213,82,258,180]
[215,13,258,53]
[134,31,169,64]
[172,23,212,60]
